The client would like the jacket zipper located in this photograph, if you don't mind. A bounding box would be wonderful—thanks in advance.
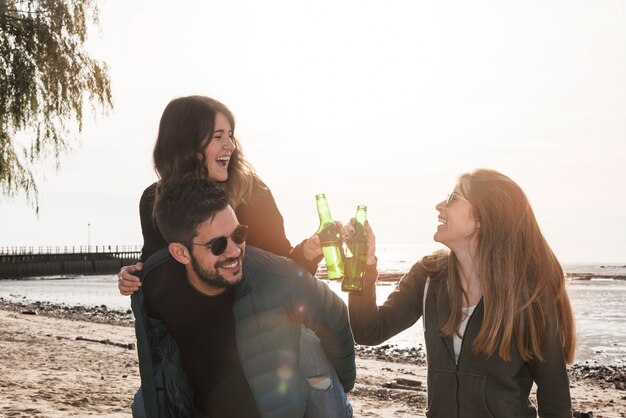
[454,303,480,418]
[455,363,460,418]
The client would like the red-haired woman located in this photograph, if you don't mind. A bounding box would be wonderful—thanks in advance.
[350,168,575,417]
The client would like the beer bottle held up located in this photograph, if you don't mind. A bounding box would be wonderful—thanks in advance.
[315,194,344,281]
[342,205,368,293]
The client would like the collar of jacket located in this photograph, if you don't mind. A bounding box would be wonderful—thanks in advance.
[430,279,484,362]
[234,264,252,300]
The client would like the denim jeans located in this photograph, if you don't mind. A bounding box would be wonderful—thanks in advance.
[300,327,353,418]
[130,389,145,418]
[131,327,352,418]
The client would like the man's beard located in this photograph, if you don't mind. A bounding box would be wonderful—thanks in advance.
[190,253,242,290]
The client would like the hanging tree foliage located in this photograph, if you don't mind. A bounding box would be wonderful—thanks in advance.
[0,0,112,210]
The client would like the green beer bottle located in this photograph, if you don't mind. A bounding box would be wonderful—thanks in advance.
[342,205,368,293]
[316,194,344,281]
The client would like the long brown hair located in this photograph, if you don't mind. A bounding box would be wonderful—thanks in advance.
[152,96,259,207]
[425,169,575,363]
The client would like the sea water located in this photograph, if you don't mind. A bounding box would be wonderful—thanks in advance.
[1,253,624,366]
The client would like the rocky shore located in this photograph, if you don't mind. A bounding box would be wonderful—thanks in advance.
[1,298,625,417]
[0,297,135,326]
[3,297,625,390]
[566,272,626,281]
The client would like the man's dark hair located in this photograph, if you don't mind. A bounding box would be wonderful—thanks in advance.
[154,179,230,245]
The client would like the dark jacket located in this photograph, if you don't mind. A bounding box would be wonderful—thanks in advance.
[138,181,320,274]
[132,246,356,418]
[349,261,572,418]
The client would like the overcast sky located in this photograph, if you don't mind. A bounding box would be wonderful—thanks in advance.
[1,0,625,263]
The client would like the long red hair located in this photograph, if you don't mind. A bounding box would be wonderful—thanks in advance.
[424,169,575,363]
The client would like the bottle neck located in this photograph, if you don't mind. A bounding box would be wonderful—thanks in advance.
[353,206,367,239]
[355,207,367,224]
[316,197,333,225]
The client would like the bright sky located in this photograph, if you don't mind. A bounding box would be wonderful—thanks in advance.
[1,0,625,263]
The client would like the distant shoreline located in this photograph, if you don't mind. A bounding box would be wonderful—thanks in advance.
[376,272,626,282]
[2,272,626,282]
[2,260,626,282]
[565,273,626,281]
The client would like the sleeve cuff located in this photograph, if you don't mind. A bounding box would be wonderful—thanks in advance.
[363,262,378,286]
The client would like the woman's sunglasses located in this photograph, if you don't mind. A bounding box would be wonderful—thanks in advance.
[446,191,470,206]
[190,224,249,256]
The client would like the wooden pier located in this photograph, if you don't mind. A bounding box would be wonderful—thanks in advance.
[0,246,142,279]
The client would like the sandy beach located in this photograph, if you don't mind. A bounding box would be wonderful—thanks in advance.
[0,302,624,417]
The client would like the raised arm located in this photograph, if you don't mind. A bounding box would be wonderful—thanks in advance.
[236,181,322,274]
[348,221,428,346]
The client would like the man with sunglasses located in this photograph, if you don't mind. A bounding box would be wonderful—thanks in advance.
[131,179,356,418]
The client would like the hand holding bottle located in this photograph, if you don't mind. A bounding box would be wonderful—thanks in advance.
[342,206,369,293]
[363,220,377,266]
[344,218,376,264]
[302,233,323,261]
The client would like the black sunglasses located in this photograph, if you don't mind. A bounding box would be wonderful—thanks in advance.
[190,224,248,256]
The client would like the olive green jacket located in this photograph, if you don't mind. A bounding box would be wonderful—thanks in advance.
[349,261,572,418]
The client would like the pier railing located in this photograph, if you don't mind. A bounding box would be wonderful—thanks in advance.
[0,245,141,255]
[0,245,143,279]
